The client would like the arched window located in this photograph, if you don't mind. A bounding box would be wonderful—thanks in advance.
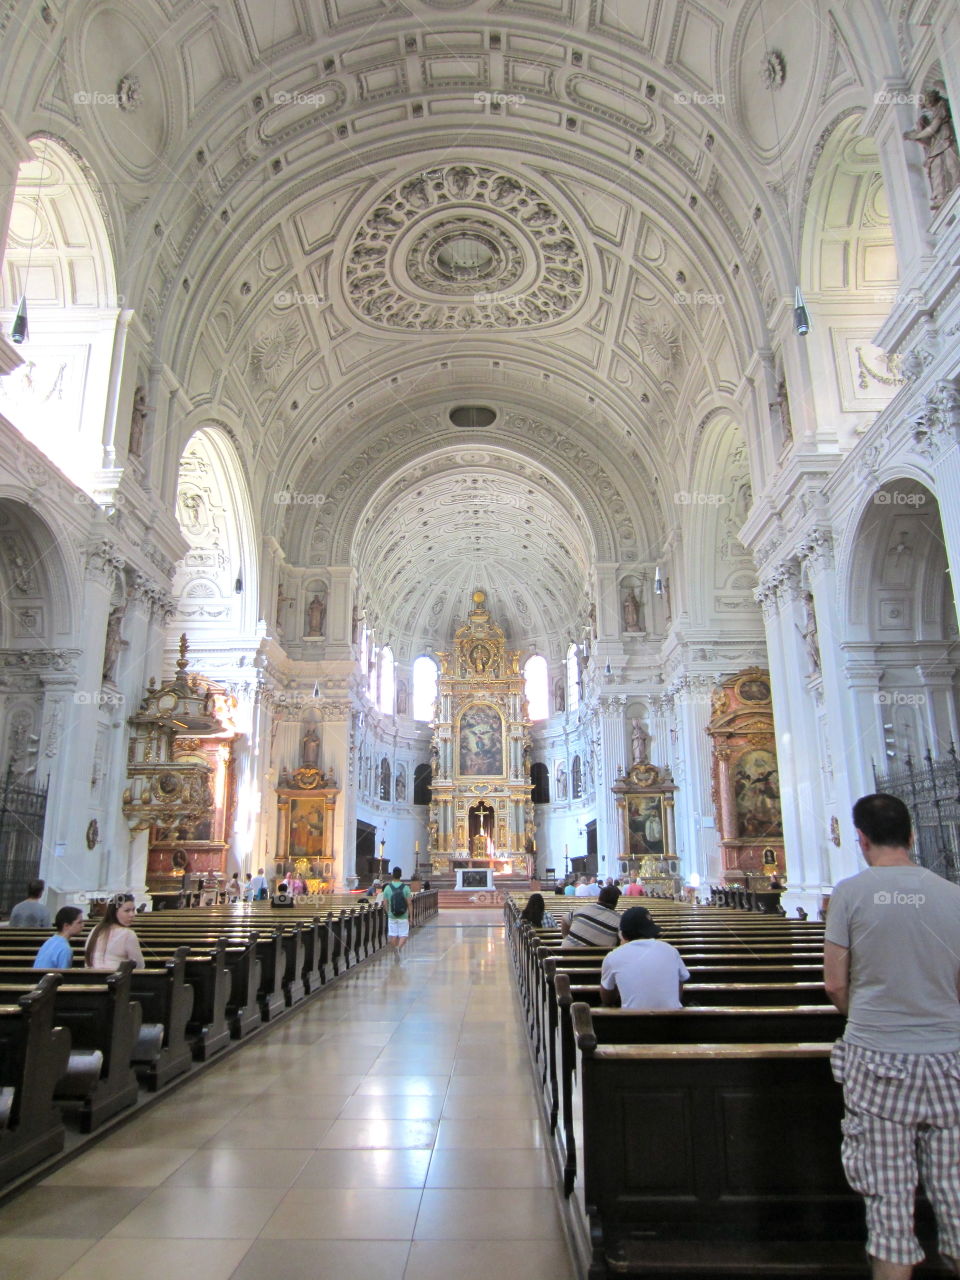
[524,654,549,720]
[531,761,550,804]
[379,757,391,801]
[413,762,432,805]
[412,655,438,721]
[566,643,580,713]
[378,645,395,714]
[571,755,583,800]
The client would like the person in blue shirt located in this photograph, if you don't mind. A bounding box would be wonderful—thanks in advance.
[33,906,85,968]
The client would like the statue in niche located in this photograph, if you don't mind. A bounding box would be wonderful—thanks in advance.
[395,766,406,802]
[276,582,292,630]
[396,679,409,716]
[301,726,320,769]
[351,606,359,643]
[904,86,960,212]
[631,717,651,764]
[305,593,326,636]
[102,604,126,682]
[129,386,148,458]
[556,763,568,800]
[622,588,642,632]
[554,676,565,714]
[430,741,440,777]
[798,591,822,675]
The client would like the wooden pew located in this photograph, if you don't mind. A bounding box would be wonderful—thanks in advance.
[0,955,193,1092]
[0,975,71,1183]
[0,967,140,1132]
[571,1035,874,1277]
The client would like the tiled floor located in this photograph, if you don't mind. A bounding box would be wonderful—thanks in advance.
[0,912,577,1280]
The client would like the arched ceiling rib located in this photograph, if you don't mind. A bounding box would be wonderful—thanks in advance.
[354,460,594,650]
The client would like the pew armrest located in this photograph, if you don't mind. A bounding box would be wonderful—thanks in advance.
[571,1001,597,1052]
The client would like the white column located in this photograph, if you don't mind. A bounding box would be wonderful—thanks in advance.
[670,677,716,882]
[595,695,626,877]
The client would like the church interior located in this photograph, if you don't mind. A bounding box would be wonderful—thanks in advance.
[0,0,959,1274]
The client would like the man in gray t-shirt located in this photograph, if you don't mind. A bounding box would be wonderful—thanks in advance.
[7,879,51,929]
[824,794,960,1280]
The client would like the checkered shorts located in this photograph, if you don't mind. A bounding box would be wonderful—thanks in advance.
[831,1040,960,1265]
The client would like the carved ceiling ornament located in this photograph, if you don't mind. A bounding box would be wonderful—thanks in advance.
[344,164,587,331]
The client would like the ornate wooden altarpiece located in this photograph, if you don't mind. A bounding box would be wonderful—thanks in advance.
[275,765,339,894]
[428,591,534,875]
[706,667,784,884]
[612,762,680,895]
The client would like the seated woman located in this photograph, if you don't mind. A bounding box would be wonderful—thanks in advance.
[84,894,144,969]
[520,892,557,929]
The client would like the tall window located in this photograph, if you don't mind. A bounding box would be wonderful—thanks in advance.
[566,643,580,713]
[378,645,395,714]
[524,654,549,720]
[412,655,438,721]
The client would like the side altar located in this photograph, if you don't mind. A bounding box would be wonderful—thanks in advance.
[612,762,681,896]
[275,765,339,894]
[428,591,535,876]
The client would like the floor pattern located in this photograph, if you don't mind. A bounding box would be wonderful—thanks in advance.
[0,911,576,1280]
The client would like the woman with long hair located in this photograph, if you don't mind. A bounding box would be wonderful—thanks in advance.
[520,892,557,929]
[84,894,145,969]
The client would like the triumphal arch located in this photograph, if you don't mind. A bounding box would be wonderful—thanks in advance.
[428,592,535,876]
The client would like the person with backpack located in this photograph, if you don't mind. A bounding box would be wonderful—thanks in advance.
[383,865,412,963]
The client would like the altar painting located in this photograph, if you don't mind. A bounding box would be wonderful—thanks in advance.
[289,796,325,858]
[458,704,503,777]
[734,749,782,839]
[626,794,665,856]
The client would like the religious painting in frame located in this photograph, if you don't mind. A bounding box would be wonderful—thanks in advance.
[625,793,666,857]
[457,703,504,777]
[733,747,783,840]
[288,796,325,860]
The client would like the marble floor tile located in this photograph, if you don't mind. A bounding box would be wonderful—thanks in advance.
[106,1185,286,1238]
[55,1236,253,1280]
[229,1238,409,1280]
[292,1146,432,1189]
[259,1186,422,1239]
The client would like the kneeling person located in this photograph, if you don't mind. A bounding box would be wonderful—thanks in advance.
[600,906,689,1009]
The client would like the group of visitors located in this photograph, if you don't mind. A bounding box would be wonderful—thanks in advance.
[2,880,144,971]
[556,873,647,897]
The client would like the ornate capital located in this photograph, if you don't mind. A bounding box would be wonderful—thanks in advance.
[912,381,960,461]
[84,539,125,584]
[794,527,834,574]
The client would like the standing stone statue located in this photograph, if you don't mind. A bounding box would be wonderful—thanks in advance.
[798,591,821,676]
[129,386,148,457]
[305,593,325,636]
[631,717,651,764]
[102,604,125,682]
[622,588,642,632]
[904,86,960,212]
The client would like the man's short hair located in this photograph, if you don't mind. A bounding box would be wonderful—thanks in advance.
[391,866,403,879]
[619,906,661,941]
[852,793,912,848]
[598,886,620,908]
[27,879,44,898]
[54,906,83,931]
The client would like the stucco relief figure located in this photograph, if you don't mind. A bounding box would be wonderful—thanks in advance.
[554,677,565,714]
[556,763,568,800]
[631,718,651,764]
[798,591,821,675]
[181,491,204,530]
[622,588,642,632]
[305,593,326,636]
[396,679,409,716]
[129,386,148,457]
[301,727,320,769]
[904,87,960,211]
[395,766,406,802]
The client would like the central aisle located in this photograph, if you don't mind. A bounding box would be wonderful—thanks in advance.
[0,911,577,1280]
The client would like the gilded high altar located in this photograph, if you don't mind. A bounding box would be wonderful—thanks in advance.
[428,591,534,874]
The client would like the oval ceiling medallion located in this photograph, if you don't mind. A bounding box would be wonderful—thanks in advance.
[344,164,587,330]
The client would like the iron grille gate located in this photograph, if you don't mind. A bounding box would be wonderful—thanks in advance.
[0,767,49,916]
[873,748,960,886]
